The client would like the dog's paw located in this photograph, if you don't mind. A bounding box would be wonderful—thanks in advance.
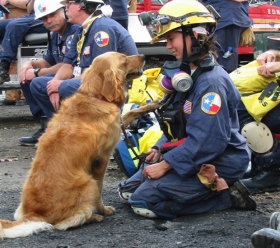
[104,206,116,215]
[90,214,104,222]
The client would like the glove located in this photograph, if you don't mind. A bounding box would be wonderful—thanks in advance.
[239,27,255,46]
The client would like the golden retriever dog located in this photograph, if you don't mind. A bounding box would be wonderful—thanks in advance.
[0,52,145,240]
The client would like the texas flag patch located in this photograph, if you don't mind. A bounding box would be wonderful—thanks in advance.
[94,31,109,47]
[201,92,221,115]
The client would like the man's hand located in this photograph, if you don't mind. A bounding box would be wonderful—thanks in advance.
[19,61,33,83]
[47,79,62,96]
[257,62,280,77]
[24,68,37,81]
[142,160,171,180]
[49,92,60,110]
[256,50,278,65]
[145,148,162,163]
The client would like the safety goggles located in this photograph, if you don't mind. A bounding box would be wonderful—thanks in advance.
[145,12,214,39]
[65,1,77,8]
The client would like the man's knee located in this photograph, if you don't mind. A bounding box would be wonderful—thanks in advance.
[241,121,275,154]
[58,80,80,100]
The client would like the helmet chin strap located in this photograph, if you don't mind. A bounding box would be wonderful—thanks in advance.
[180,26,201,74]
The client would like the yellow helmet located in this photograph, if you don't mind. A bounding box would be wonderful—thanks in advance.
[142,0,217,44]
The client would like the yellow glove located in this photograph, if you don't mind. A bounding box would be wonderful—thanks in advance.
[239,27,255,46]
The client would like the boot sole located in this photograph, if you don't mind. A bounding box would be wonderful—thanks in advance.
[251,228,280,248]
[19,142,37,147]
[234,180,257,210]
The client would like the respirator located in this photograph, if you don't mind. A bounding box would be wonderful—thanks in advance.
[160,71,193,94]
[159,60,193,94]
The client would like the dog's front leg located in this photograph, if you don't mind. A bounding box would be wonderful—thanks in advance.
[96,200,116,216]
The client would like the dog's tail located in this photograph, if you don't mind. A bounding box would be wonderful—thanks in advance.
[0,219,53,240]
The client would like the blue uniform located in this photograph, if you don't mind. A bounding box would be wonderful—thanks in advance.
[104,0,128,29]
[21,22,79,117]
[124,65,250,217]
[200,0,252,72]
[30,16,138,119]
[0,0,47,63]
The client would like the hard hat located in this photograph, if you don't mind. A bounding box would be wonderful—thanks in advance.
[34,0,65,20]
[143,0,217,44]
[60,0,104,6]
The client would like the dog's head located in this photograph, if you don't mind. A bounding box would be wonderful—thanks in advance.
[79,52,145,108]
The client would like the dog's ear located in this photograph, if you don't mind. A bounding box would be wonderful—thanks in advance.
[101,69,122,102]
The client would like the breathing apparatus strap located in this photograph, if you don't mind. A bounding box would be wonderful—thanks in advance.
[180,26,201,74]
[180,26,190,74]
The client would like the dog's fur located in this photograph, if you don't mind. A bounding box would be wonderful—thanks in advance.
[0,52,144,240]
[122,101,160,128]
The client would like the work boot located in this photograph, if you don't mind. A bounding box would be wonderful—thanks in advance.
[269,212,280,230]
[229,180,256,210]
[251,228,280,248]
[241,170,280,194]
[0,60,10,85]
[19,116,48,146]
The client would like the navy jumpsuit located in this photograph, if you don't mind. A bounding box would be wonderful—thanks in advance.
[125,65,250,217]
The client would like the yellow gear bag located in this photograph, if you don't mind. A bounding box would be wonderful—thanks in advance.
[230,60,280,122]
[127,67,164,106]
[139,123,163,154]
[230,60,278,94]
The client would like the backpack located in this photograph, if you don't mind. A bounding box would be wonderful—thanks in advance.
[113,131,142,177]
[113,103,156,177]
[126,67,164,106]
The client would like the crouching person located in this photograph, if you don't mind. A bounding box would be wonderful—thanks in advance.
[118,0,256,218]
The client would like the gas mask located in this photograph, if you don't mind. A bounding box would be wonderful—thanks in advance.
[159,60,193,94]
[160,71,193,94]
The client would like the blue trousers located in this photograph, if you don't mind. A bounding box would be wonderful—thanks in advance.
[30,76,81,119]
[20,74,55,117]
[0,13,46,62]
[125,164,232,217]
[215,25,245,73]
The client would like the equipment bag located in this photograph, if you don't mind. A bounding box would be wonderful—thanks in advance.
[230,60,280,122]
[230,60,278,94]
[126,67,164,106]
[113,131,142,177]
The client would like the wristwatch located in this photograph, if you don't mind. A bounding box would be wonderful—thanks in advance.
[34,68,41,77]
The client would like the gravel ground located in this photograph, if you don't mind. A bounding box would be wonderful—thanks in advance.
[0,104,279,248]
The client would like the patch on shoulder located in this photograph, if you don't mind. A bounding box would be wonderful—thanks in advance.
[94,31,109,47]
[201,92,221,115]
[66,35,74,49]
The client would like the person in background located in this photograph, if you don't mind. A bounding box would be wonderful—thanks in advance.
[118,0,256,219]
[200,0,254,73]
[29,0,138,121]
[0,0,47,84]
[238,49,280,193]
[104,0,128,30]
[17,0,79,146]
